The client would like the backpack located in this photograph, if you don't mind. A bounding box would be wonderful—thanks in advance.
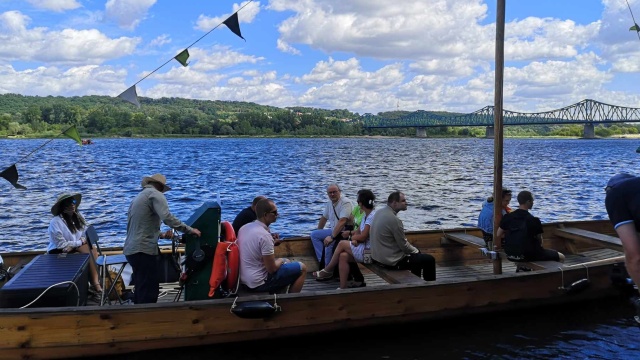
[504,214,528,261]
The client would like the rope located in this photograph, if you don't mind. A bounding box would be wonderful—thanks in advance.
[626,0,640,41]
[20,280,80,308]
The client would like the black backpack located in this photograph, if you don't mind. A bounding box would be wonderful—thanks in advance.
[504,215,528,261]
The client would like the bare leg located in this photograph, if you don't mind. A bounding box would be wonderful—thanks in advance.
[77,244,102,291]
[338,253,351,289]
[324,240,351,273]
[289,262,308,293]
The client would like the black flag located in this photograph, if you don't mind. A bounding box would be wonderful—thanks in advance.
[223,13,245,41]
[0,164,27,190]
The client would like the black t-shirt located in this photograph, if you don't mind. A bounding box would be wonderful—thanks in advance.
[605,176,640,230]
[232,206,257,236]
[499,208,543,255]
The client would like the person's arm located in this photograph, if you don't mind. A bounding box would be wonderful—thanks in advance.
[615,223,640,287]
[48,218,83,251]
[150,191,199,236]
[332,217,348,238]
[392,218,418,254]
[263,254,280,274]
[317,216,327,230]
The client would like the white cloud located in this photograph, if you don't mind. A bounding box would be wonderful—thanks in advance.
[195,1,261,32]
[0,11,140,65]
[189,46,264,71]
[148,34,171,48]
[25,0,81,12]
[104,0,156,30]
[0,64,126,96]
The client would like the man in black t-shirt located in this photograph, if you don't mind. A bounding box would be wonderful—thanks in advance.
[232,196,266,236]
[497,191,564,262]
[605,173,640,288]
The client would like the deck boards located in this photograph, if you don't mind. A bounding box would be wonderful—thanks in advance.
[91,248,623,306]
[554,227,622,251]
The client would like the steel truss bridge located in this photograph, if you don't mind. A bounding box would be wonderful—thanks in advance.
[362,99,640,129]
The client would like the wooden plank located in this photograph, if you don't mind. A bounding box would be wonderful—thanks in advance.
[444,232,486,248]
[554,227,622,251]
[362,263,425,284]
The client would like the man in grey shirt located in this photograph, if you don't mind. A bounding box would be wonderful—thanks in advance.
[124,173,201,303]
[369,191,436,281]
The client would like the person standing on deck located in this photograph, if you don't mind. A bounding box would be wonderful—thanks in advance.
[497,190,564,263]
[123,173,202,304]
[237,198,307,293]
[369,191,436,281]
[477,188,513,248]
[232,195,267,236]
[604,173,640,288]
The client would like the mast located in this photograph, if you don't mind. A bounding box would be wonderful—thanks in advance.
[492,0,506,274]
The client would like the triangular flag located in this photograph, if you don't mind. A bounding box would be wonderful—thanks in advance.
[118,85,141,108]
[630,24,640,32]
[223,13,245,41]
[63,125,82,146]
[0,164,27,190]
[174,49,190,67]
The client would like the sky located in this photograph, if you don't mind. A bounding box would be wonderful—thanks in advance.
[0,0,639,115]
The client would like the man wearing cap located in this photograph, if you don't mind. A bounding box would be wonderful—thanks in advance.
[124,173,202,304]
[605,173,640,288]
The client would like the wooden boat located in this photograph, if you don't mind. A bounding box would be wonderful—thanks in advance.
[0,219,632,360]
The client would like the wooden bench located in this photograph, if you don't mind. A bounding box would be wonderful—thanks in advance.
[553,227,622,252]
[363,263,425,284]
[510,260,564,272]
[442,232,487,248]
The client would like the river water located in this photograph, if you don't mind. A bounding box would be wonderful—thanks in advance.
[2,137,640,358]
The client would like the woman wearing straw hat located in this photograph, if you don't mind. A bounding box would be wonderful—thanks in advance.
[47,193,103,295]
[123,173,202,304]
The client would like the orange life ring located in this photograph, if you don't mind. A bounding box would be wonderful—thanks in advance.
[221,221,236,242]
[208,221,239,298]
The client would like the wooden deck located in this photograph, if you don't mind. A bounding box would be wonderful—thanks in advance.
[91,247,623,306]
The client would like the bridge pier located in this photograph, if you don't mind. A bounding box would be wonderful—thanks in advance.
[416,127,427,138]
[485,126,494,138]
[583,124,595,139]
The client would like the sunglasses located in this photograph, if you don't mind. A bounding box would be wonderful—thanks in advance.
[269,210,279,216]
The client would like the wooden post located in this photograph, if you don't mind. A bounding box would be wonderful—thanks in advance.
[492,0,506,275]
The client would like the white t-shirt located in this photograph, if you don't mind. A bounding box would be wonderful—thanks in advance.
[237,220,274,289]
[322,196,353,230]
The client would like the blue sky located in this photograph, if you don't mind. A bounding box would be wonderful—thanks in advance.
[0,0,639,114]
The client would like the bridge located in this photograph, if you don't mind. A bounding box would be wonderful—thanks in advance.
[361,99,640,138]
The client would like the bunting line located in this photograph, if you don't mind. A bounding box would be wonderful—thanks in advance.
[626,0,640,41]
[129,1,253,89]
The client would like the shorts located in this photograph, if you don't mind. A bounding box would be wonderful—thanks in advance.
[252,262,302,294]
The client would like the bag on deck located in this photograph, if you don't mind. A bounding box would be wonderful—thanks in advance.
[504,215,528,261]
[103,267,126,300]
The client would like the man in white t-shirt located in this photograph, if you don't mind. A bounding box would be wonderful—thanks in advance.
[238,198,307,293]
[310,184,354,268]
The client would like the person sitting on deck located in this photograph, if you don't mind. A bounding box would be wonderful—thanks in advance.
[312,189,376,289]
[496,190,565,264]
[238,198,307,293]
[310,184,365,283]
[477,188,513,248]
[232,195,267,236]
[369,191,436,281]
[47,192,103,298]
[604,173,640,290]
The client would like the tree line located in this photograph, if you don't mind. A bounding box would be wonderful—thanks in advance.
[0,93,638,138]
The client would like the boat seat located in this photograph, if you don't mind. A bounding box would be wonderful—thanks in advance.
[443,232,486,248]
[363,263,425,284]
[553,227,622,251]
[510,260,564,272]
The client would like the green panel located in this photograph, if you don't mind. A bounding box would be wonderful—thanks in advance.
[184,201,221,301]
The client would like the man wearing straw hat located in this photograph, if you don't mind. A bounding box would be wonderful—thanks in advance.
[124,173,202,304]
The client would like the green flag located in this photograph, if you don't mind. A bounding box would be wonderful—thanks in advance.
[63,125,82,145]
[630,24,640,32]
[175,49,190,67]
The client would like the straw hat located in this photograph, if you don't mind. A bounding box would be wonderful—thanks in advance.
[141,173,171,192]
[51,193,82,215]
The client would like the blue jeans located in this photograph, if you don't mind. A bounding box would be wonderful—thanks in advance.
[310,229,333,267]
[252,262,302,294]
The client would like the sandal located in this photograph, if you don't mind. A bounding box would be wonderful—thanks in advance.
[312,269,333,281]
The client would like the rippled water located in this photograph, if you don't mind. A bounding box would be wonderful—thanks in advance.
[3,137,640,359]
[1,137,638,251]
